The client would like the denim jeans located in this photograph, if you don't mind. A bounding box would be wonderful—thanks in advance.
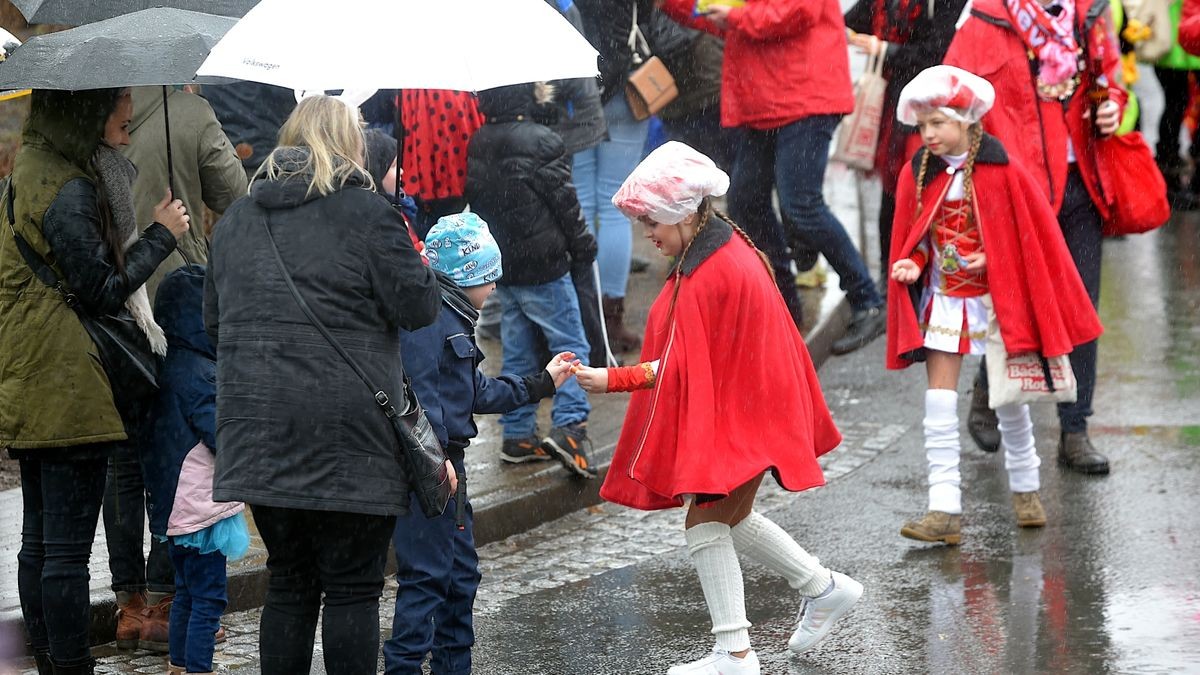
[573,95,650,299]
[978,169,1101,433]
[728,114,883,312]
[167,541,227,673]
[17,454,109,666]
[252,505,396,675]
[384,458,479,675]
[496,274,592,438]
[107,433,174,595]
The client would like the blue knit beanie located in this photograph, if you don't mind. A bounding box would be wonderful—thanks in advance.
[424,213,503,287]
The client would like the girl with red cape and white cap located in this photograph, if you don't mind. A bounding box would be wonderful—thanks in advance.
[886,66,1103,546]
[572,142,861,675]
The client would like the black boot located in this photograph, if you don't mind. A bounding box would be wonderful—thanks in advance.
[966,383,1001,452]
[51,659,95,675]
[830,306,886,355]
[32,652,53,675]
[1058,431,1110,475]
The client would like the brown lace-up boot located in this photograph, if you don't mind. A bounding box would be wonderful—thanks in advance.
[1012,492,1047,528]
[138,594,173,653]
[114,591,145,650]
[900,511,962,545]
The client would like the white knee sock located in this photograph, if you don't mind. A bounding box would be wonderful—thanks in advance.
[925,389,962,514]
[685,522,752,652]
[730,511,831,597]
[996,402,1040,493]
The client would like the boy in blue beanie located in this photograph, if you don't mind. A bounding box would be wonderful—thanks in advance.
[384,213,576,675]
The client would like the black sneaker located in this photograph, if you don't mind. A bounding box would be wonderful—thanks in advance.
[541,423,597,478]
[500,436,552,464]
[830,306,886,355]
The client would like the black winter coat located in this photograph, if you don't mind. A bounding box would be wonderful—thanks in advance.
[204,150,440,516]
[575,0,656,103]
[466,85,597,287]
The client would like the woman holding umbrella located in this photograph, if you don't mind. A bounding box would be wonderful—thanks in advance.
[0,87,190,675]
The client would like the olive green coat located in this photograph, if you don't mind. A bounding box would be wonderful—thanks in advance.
[0,90,128,449]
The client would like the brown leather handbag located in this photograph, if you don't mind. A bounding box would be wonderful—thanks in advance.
[625,3,677,120]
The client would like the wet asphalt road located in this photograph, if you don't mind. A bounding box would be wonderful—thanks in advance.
[464,219,1200,673]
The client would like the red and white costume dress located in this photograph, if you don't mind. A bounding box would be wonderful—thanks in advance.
[910,152,990,355]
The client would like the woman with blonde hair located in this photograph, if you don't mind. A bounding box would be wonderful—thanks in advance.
[204,94,442,675]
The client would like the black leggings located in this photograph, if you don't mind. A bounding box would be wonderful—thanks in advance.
[252,504,396,675]
[1154,67,1200,167]
[17,454,109,666]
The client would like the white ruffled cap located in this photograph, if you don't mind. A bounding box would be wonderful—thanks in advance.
[896,65,995,126]
[612,141,729,225]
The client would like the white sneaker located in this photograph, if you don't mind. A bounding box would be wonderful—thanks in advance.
[787,571,863,653]
[666,648,760,675]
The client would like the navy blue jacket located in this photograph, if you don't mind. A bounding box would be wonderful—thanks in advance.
[400,276,556,463]
[143,265,218,537]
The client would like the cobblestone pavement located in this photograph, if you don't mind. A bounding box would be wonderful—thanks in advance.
[13,421,906,675]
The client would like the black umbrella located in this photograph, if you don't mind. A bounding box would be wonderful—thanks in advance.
[12,0,258,25]
[0,8,238,212]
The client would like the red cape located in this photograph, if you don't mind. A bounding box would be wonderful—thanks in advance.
[600,220,841,511]
[885,137,1104,371]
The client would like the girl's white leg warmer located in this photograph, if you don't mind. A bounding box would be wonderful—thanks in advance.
[996,402,1040,493]
[685,522,752,652]
[730,511,832,597]
[925,388,963,514]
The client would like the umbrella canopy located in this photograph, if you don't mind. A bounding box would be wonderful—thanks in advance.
[197,0,599,91]
[12,0,259,25]
[0,8,237,90]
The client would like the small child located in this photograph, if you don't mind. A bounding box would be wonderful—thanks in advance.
[383,213,576,675]
[466,81,599,477]
[885,66,1104,545]
[142,265,249,675]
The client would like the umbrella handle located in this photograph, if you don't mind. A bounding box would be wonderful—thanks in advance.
[162,86,176,199]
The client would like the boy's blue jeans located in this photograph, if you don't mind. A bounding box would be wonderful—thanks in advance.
[496,274,591,438]
[384,458,478,675]
[167,541,228,673]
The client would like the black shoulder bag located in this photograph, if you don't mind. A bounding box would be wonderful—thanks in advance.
[259,216,452,518]
[4,178,158,416]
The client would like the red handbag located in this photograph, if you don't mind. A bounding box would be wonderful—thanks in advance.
[1094,131,1170,237]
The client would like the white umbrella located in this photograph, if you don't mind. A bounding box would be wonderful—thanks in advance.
[196,0,599,90]
[0,28,29,102]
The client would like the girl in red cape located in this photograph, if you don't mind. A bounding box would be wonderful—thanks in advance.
[572,142,860,675]
[886,66,1103,546]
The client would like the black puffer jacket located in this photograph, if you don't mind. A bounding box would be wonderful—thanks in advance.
[466,84,597,287]
[204,149,440,516]
[575,0,656,103]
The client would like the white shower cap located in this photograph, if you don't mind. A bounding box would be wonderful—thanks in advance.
[896,65,995,126]
[612,141,729,225]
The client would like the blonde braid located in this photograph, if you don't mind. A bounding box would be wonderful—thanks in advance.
[913,147,932,221]
[714,209,774,280]
[961,124,984,222]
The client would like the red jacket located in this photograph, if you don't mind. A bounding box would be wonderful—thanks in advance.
[1181,0,1200,55]
[885,135,1103,370]
[660,0,854,130]
[600,217,840,511]
[942,0,1127,218]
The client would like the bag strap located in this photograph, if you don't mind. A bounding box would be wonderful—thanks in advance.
[628,2,650,64]
[259,216,406,420]
[4,179,80,308]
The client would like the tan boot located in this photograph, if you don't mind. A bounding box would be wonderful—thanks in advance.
[1012,491,1047,528]
[114,591,146,650]
[167,664,184,675]
[900,511,962,545]
[138,595,173,653]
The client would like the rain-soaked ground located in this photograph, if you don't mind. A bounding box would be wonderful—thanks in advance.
[25,201,1195,675]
